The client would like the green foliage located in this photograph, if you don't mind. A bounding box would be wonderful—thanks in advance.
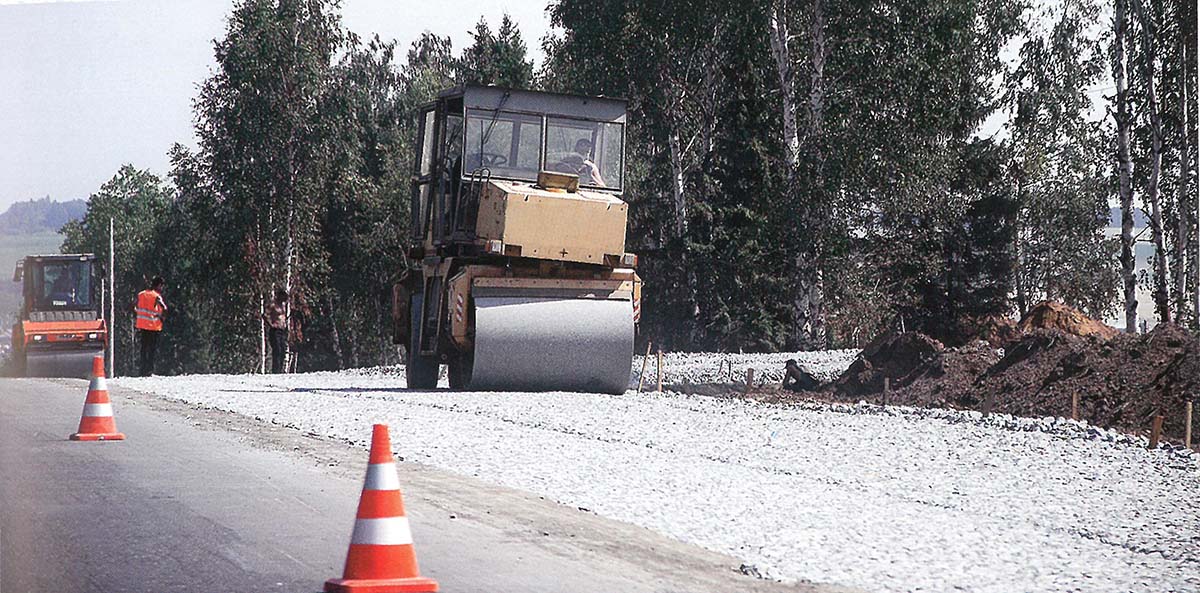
[458,15,534,88]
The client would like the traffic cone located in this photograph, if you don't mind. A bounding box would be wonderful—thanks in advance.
[70,354,125,441]
[325,424,438,593]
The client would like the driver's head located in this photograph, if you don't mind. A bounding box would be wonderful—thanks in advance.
[574,138,593,157]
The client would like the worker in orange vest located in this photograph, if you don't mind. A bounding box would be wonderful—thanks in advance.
[133,276,168,376]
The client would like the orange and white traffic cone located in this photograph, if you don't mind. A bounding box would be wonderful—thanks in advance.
[325,424,438,593]
[70,354,125,441]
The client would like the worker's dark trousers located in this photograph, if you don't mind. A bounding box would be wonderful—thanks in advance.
[138,329,160,377]
[269,328,287,373]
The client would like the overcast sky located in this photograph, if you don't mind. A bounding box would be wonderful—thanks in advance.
[0,0,552,210]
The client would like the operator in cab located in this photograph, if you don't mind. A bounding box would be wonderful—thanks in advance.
[556,138,606,187]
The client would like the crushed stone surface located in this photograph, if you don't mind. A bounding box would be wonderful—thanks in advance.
[632,349,861,386]
[116,353,1200,593]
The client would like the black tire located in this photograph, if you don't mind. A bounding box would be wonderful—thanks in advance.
[405,293,440,389]
[447,353,473,389]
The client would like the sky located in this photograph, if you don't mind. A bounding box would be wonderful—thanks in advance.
[0,0,552,210]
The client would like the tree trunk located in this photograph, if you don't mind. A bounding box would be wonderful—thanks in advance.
[1132,0,1171,325]
[1190,35,1200,327]
[1114,0,1138,333]
[1014,179,1029,317]
[327,294,344,370]
[768,0,800,169]
[798,0,828,349]
[807,0,826,164]
[667,129,687,238]
[1176,34,1191,324]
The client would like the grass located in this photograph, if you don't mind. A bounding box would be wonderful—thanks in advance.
[0,231,66,328]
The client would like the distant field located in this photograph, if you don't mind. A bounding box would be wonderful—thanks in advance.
[0,231,65,327]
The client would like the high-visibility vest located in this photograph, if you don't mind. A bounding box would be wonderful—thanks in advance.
[135,289,164,331]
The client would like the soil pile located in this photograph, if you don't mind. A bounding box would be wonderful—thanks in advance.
[976,323,1199,440]
[823,323,1198,441]
[829,332,944,395]
[883,341,1004,408]
[1017,301,1119,340]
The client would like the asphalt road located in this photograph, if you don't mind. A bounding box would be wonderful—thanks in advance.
[0,377,845,593]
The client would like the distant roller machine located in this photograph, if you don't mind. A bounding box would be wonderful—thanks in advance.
[394,85,641,393]
[11,254,108,378]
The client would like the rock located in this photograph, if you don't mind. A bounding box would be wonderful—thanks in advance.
[738,564,763,579]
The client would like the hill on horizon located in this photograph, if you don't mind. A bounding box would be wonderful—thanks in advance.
[0,197,86,235]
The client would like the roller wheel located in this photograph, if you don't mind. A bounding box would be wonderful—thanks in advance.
[448,354,474,389]
[405,293,440,390]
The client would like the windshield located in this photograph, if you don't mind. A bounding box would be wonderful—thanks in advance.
[460,109,625,190]
[32,260,93,310]
[545,117,623,190]
[463,109,542,182]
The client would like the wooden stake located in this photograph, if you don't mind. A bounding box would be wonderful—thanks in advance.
[636,342,652,393]
[743,367,755,396]
[1148,415,1164,450]
[981,392,996,417]
[1071,392,1079,421]
[655,349,664,393]
[882,377,890,405]
[1185,401,1193,450]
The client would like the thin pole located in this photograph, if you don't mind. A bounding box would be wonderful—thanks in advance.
[636,342,651,393]
[108,217,115,378]
[1186,401,1193,450]
[655,349,663,393]
[259,295,266,374]
[1149,415,1164,450]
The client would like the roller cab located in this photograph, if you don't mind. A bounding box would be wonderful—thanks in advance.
[395,85,641,393]
[11,254,108,378]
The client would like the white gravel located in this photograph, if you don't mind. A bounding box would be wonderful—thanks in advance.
[631,350,861,386]
[116,354,1200,593]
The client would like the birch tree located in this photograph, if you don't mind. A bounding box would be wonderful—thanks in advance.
[1112,0,1138,332]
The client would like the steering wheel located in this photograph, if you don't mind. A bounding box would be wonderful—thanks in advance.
[479,152,508,167]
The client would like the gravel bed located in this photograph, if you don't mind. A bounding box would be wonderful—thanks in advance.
[631,349,861,386]
[116,353,1200,593]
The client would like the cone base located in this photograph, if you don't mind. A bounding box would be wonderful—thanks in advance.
[324,576,439,593]
[70,432,126,441]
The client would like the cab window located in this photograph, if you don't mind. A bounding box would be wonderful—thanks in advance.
[463,109,542,182]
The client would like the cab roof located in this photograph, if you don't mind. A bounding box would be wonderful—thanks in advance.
[437,84,627,124]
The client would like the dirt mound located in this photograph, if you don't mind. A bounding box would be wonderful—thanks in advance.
[830,332,944,395]
[977,323,1199,440]
[1017,301,1118,340]
[816,321,1199,442]
[885,341,1004,408]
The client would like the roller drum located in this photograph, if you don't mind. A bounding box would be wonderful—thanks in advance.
[24,348,104,379]
[470,297,633,394]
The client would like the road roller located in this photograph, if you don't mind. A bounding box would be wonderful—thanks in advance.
[394,85,641,393]
[11,254,107,378]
